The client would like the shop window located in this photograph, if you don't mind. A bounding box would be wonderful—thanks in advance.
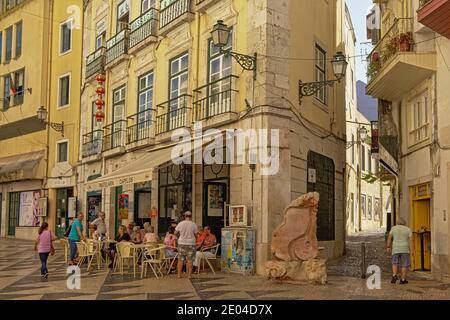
[158,164,192,235]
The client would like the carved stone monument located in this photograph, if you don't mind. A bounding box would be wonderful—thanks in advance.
[264,192,327,284]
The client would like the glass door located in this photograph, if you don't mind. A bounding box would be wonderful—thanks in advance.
[8,192,20,236]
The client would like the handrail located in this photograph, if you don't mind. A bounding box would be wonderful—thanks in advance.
[194,75,239,93]
[157,93,192,109]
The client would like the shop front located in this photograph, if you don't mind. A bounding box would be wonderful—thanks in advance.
[0,151,46,239]
[203,163,230,244]
[158,164,192,236]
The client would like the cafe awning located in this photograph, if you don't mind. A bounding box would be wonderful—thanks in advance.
[85,146,173,191]
[0,150,45,182]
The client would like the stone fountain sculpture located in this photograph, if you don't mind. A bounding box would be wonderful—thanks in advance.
[264,192,327,284]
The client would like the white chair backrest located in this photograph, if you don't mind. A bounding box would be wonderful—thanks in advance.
[76,242,87,255]
[117,241,133,258]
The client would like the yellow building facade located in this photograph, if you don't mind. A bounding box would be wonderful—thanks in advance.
[79,0,347,274]
[0,0,82,240]
[368,0,450,281]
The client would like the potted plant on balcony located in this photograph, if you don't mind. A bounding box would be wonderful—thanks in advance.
[398,32,413,52]
[383,36,399,62]
[367,57,381,79]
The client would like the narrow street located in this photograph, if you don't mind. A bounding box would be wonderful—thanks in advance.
[0,237,449,300]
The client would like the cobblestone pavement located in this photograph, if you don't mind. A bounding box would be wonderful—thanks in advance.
[0,238,449,300]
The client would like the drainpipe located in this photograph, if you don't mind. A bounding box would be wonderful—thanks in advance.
[43,0,54,228]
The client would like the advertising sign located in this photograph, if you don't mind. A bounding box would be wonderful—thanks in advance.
[118,194,129,220]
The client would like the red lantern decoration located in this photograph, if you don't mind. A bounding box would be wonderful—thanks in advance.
[95,111,105,122]
[96,86,105,95]
[372,52,380,62]
[96,74,106,84]
[95,99,105,107]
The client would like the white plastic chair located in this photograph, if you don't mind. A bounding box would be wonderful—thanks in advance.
[197,244,221,275]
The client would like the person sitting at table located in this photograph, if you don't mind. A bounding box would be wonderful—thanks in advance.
[141,222,150,239]
[143,226,159,244]
[195,225,206,250]
[164,226,178,257]
[108,225,131,268]
[193,226,217,272]
[132,226,142,244]
[91,224,99,240]
[127,222,136,239]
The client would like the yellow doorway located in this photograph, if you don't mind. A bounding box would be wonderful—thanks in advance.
[410,184,431,271]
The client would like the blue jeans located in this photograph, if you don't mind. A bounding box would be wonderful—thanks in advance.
[39,252,49,275]
[69,239,78,261]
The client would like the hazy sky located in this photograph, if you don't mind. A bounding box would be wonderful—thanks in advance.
[346,0,374,83]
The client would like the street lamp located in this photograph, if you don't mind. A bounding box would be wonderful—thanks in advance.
[37,106,64,137]
[299,51,348,104]
[211,20,257,80]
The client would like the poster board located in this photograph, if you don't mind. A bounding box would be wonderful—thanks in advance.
[207,184,225,217]
[19,191,40,227]
[138,193,151,218]
[68,197,77,218]
[118,194,129,220]
[37,198,48,217]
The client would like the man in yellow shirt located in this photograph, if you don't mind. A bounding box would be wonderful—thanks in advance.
[387,218,415,285]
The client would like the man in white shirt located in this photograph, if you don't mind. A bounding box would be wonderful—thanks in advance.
[175,211,198,279]
[91,212,107,239]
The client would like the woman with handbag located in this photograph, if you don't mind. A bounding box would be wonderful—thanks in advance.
[34,222,57,279]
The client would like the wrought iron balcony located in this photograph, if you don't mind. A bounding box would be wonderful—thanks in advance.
[418,0,450,39]
[105,29,129,66]
[129,8,159,51]
[86,47,106,80]
[102,120,127,152]
[367,18,414,83]
[82,130,103,158]
[127,108,154,144]
[156,94,191,135]
[193,75,239,121]
[159,0,194,33]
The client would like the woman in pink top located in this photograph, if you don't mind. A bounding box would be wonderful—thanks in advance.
[34,222,57,279]
[164,226,178,257]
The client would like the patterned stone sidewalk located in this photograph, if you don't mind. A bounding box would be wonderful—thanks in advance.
[1,238,450,300]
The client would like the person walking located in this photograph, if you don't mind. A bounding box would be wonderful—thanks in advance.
[387,218,415,284]
[68,212,86,265]
[175,211,198,279]
[34,222,57,279]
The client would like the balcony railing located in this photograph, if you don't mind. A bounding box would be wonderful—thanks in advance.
[367,18,414,82]
[127,108,153,144]
[156,94,191,135]
[86,47,106,79]
[193,75,238,121]
[82,130,103,158]
[159,0,191,29]
[106,29,129,66]
[129,8,159,49]
[103,120,127,152]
